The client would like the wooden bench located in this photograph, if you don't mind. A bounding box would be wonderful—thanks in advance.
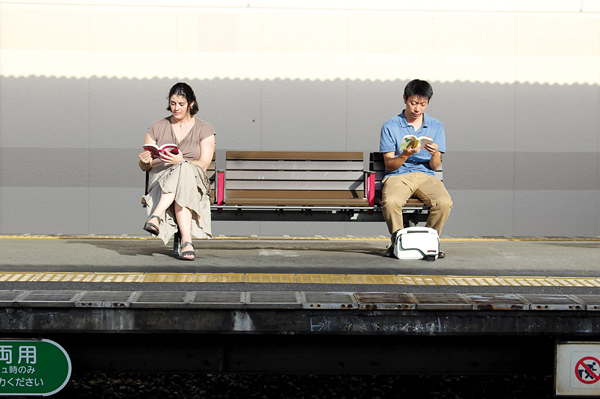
[211,151,379,221]
[211,150,441,224]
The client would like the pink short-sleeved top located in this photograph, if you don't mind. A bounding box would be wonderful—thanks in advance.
[147,117,215,161]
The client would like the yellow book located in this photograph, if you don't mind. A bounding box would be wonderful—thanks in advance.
[399,135,433,151]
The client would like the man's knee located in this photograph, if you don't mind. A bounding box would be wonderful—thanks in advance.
[381,194,407,211]
[431,193,452,212]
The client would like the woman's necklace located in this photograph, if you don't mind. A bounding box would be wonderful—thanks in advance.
[177,117,193,128]
[173,116,194,143]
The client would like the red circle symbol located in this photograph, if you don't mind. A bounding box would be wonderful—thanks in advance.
[575,357,600,384]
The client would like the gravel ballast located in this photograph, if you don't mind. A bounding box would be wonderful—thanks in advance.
[53,373,555,398]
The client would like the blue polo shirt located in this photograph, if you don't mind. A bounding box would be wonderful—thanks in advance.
[379,111,446,177]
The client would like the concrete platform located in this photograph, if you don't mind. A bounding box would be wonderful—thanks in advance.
[0,235,599,270]
[1,235,599,282]
[1,235,600,297]
[1,236,600,376]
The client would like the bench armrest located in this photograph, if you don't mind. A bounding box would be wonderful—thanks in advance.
[364,170,376,207]
[216,170,225,205]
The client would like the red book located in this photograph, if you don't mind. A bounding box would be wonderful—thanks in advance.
[143,143,179,159]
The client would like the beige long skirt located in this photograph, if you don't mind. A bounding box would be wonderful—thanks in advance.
[142,161,212,244]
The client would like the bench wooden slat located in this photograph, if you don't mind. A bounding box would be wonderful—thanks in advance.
[405,198,426,207]
[226,180,364,190]
[227,171,364,181]
[226,190,364,199]
[227,151,364,161]
[224,198,370,207]
[370,194,426,207]
[226,160,363,171]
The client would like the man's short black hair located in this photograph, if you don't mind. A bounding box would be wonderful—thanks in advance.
[404,79,433,100]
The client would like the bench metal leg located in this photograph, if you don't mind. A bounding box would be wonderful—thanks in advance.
[173,231,181,258]
[168,203,182,258]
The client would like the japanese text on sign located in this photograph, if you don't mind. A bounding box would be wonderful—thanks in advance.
[0,339,71,396]
[0,345,37,365]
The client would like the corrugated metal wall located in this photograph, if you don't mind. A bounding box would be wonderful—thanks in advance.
[1,1,599,237]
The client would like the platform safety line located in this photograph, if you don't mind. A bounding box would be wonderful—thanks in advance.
[2,272,600,288]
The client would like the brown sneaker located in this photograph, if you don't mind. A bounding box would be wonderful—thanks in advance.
[438,250,445,259]
[384,232,399,257]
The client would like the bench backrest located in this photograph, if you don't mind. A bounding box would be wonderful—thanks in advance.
[217,151,369,207]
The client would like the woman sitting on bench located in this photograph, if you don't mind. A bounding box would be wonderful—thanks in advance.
[138,82,216,260]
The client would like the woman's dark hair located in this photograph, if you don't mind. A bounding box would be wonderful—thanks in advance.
[404,79,433,101]
[166,82,199,115]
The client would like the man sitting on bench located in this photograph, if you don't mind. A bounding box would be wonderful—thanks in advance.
[379,79,452,258]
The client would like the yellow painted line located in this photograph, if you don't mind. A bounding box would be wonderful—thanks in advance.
[0,273,41,282]
[87,273,144,283]
[142,273,197,283]
[0,235,61,239]
[497,276,559,287]
[245,274,297,283]
[546,277,600,288]
[396,275,454,286]
[37,273,91,283]
[1,271,600,287]
[0,235,155,240]
[346,274,401,285]
[195,273,245,283]
[296,274,350,284]
[447,276,506,287]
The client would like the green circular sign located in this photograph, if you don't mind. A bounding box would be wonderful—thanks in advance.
[0,339,71,396]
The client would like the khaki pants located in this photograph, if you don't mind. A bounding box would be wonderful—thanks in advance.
[381,172,452,236]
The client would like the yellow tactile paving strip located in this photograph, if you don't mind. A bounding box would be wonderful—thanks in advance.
[2,271,600,287]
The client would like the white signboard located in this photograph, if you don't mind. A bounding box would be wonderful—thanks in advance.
[556,342,600,396]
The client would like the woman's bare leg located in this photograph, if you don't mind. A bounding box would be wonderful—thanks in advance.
[151,191,176,219]
[144,191,176,235]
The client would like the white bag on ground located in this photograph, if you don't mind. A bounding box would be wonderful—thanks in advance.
[393,227,440,261]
